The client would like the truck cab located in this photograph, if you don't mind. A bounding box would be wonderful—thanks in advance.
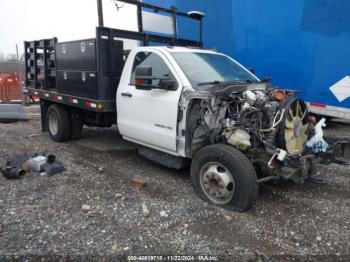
[117,46,187,155]
[117,46,258,158]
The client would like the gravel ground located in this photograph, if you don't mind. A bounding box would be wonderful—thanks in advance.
[0,106,349,260]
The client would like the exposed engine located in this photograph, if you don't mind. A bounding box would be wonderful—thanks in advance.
[186,83,311,181]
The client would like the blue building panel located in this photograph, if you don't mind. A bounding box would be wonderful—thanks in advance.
[147,0,350,109]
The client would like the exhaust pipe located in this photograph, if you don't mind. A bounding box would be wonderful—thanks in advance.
[1,166,25,179]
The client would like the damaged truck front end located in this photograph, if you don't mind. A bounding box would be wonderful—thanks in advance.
[175,51,349,212]
[186,83,348,184]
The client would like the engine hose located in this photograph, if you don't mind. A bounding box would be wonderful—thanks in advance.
[260,109,285,132]
[264,106,279,155]
[265,132,277,155]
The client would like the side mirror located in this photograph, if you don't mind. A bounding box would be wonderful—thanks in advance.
[160,78,176,90]
[261,76,272,83]
[135,66,153,87]
[135,66,176,90]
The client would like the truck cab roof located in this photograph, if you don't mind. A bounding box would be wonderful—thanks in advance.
[133,46,220,55]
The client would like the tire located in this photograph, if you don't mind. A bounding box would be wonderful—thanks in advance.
[191,144,259,212]
[47,104,71,142]
[69,111,83,140]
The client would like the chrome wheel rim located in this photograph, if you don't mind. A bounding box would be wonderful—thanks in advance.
[199,162,235,205]
[48,111,59,136]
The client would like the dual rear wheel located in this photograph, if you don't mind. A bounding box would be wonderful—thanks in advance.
[47,104,83,142]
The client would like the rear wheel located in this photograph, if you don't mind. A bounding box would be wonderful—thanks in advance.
[47,104,71,142]
[191,144,259,212]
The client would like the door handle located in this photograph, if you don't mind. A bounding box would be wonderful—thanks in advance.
[121,92,132,98]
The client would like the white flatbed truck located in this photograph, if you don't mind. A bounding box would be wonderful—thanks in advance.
[25,0,349,212]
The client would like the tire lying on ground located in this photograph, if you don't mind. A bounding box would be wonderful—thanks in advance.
[191,144,259,212]
[47,104,71,142]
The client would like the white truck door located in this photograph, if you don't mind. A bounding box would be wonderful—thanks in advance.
[117,49,182,154]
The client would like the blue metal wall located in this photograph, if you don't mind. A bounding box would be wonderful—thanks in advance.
[146,0,350,107]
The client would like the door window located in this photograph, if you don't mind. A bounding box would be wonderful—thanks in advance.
[130,52,176,88]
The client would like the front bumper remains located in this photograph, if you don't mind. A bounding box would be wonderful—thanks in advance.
[259,141,349,184]
[318,141,350,165]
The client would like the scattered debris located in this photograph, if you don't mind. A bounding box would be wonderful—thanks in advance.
[180,224,189,235]
[142,203,150,217]
[29,155,48,172]
[160,223,169,230]
[28,134,41,138]
[29,154,65,176]
[41,157,66,176]
[224,214,233,221]
[0,153,65,179]
[160,211,168,218]
[6,153,29,169]
[0,166,25,179]
[115,193,124,198]
[0,154,27,179]
[22,161,31,172]
[130,177,146,187]
[111,244,119,252]
[81,204,91,213]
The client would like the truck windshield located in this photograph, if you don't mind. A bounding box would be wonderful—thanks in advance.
[171,52,258,89]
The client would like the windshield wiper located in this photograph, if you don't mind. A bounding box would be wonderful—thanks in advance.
[197,80,252,86]
[197,80,223,86]
[231,79,256,84]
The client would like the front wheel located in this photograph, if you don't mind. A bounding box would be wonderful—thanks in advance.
[191,144,259,212]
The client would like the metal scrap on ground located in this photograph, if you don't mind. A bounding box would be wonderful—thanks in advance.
[0,153,65,179]
[0,104,27,122]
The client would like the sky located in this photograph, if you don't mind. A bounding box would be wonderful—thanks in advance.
[0,0,138,56]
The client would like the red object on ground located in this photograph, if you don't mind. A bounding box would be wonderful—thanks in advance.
[0,73,21,102]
